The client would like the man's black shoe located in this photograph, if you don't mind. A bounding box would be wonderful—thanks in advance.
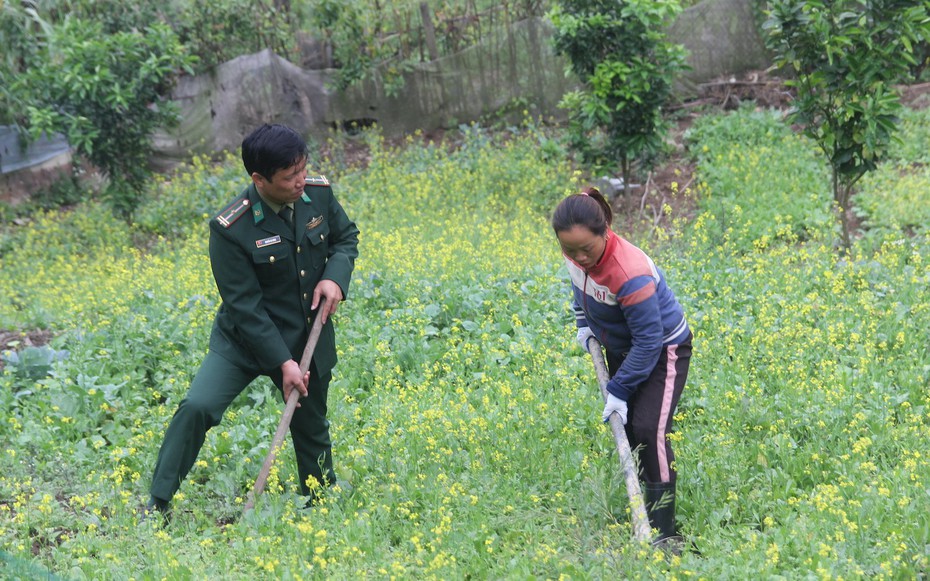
[139,496,171,526]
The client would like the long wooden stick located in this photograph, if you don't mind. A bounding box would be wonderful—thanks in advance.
[585,337,652,542]
[243,299,327,514]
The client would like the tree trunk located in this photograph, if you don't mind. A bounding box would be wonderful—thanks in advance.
[420,3,439,61]
[621,156,630,198]
[833,168,851,253]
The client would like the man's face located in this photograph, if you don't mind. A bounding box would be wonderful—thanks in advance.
[253,158,308,205]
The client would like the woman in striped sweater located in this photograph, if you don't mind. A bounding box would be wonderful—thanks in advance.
[552,186,693,550]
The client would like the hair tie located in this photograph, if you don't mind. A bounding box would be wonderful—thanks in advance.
[580,191,589,197]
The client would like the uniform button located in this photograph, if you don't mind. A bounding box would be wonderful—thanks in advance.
[269,255,275,263]
[297,246,302,253]
[320,234,325,240]
[300,270,306,277]
[307,317,312,324]
[303,293,308,300]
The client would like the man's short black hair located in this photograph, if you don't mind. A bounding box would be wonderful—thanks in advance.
[241,124,309,180]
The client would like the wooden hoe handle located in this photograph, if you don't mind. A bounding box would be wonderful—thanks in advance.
[243,298,327,515]
[585,336,653,542]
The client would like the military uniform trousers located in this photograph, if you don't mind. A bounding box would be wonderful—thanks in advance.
[150,349,334,502]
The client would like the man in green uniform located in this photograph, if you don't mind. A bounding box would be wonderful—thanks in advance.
[146,124,359,517]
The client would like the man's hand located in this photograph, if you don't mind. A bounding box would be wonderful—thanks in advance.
[312,279,343,325]
[281,359,309,408]
[602,393,628,425]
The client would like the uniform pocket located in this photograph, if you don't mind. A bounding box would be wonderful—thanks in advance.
[251,247,293,280]
[303,221,330,268]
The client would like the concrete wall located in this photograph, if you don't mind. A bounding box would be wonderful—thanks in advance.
[331,17,575,134]
[5,0,771,201]
[671,0,770,94]
[153,0,770,161]
[0,128,73,206]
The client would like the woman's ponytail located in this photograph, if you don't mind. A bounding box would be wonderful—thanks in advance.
[551,186,613,235]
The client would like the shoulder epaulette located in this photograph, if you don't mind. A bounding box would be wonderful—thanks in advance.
[216,198,251,228]
[305,175,330,187]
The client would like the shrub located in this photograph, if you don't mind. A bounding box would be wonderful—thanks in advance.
[13,19,195,219]
[550,0,688,192]
[763,0,930,250]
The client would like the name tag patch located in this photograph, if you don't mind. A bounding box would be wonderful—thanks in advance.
[256,235,282,248]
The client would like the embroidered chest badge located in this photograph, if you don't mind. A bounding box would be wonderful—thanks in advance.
[306,215,324,229]
[255,235,282,248]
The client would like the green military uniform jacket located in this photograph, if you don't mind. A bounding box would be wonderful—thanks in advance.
[207,176,359,375]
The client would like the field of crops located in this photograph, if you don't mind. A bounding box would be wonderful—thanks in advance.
[1,108,929,578]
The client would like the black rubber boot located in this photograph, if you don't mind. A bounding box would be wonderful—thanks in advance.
[643,481,684,554]
[140,495,171,526]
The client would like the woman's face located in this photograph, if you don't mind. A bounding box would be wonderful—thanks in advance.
[557,225,607,270]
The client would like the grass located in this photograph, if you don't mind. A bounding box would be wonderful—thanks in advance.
[1,110,929,578]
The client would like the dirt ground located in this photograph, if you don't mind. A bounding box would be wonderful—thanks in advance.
[608,69,798,234]
[0,329,54,356]
[5,72,929,356]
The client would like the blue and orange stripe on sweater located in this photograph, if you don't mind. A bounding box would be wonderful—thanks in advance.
[565,231,689,401]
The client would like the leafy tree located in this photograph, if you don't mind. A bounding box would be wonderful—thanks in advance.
[48,0,167,35]
[173,0,297,72]
[0,1,47,126]
[763,0,930,250]
[308,0,409,95]
[549,0,687,194]
[13,19,195,219]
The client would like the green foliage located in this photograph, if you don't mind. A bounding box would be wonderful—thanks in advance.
[549,0,688,190]
[3,0,297,75]
[882,104,930,165]
[684,105,835,249]
[0,1,46,125]
[0,202,135,329]
[2,113,930,577]
[667,108,930,579]
[13,19,195,219]
[856,107,930,239]
[1,345,69,384]
[307,0,415,96]
[133,152,244,239]
[762,0,930,249]
[52,0,167,35]
[173,0,297,71]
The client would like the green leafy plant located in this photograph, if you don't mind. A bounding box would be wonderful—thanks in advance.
[684,104,834,250]
[307,0,411,95]
[1,345,69,383]
[762,0,930,250]
[173,0,297,72]
[549,0,688,193]
[0,1,47,126]
[12,19,195,220]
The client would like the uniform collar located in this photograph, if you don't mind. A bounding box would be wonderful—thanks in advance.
[256,190,293,215]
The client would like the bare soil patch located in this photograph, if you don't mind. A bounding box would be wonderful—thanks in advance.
[0,329,53,350]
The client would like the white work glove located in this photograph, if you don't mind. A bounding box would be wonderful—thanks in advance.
[576,327,595,352]
[602,393,628,425]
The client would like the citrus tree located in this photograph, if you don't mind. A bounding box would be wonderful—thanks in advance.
[549,0,687,194]
[12,19,194,219]
[763,0,930,250]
